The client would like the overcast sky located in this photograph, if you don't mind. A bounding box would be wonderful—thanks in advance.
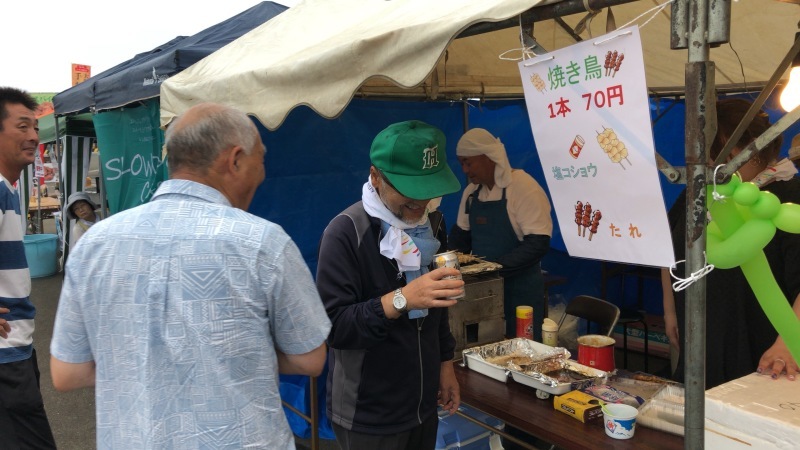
[1,0,296,94]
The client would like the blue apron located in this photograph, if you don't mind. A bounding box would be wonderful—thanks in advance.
[468,186,544,340]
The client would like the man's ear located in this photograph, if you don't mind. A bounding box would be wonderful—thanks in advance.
[226,145,245,173]
[369,166,380,187]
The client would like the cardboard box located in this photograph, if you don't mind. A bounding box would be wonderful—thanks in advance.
[705,372,800,449]
[611,314,670,359]
[553,390,603,423]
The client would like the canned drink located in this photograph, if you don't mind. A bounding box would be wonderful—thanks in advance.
[569,135,585,159]
[433,251,465,299]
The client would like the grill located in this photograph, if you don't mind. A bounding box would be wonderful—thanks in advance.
[449,269,505,356]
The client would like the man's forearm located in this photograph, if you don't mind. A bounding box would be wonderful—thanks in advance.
[496,234,550,274]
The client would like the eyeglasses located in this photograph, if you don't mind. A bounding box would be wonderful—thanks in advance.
[378,170,399,192]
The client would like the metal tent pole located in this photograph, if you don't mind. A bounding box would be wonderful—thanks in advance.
[682,0,716,447]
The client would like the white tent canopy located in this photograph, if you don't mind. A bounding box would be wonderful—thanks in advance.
[160,0,798,130]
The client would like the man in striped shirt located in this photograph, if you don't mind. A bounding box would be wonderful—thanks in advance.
[0,87,56,449]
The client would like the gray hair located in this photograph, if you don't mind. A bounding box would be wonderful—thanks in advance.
[165,104,259,173]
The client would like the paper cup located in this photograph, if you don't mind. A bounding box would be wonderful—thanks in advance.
[603,403,638,440]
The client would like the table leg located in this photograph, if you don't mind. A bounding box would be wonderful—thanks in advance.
[455,407,546,450]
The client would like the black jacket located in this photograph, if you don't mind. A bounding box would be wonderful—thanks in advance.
[316,201,455,434]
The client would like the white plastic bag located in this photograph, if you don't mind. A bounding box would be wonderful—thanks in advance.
[548,301,578,351]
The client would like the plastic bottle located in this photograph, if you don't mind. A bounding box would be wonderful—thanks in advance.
[516,306,533,340]
[542,318,559,347]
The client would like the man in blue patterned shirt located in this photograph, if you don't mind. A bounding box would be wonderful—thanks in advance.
[50,103,331,449]
[0,87,57,449]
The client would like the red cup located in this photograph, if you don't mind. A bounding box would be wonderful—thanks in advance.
[577,335,616,372]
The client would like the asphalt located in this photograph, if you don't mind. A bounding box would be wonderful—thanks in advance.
[31,271,96,450]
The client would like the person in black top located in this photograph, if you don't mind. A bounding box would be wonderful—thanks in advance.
[662,98,800,388]
[316,120,464,450]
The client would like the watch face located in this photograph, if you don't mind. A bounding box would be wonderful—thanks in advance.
[393,290,406,311]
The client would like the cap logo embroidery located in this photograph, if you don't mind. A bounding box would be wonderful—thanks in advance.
[422,146,440,170]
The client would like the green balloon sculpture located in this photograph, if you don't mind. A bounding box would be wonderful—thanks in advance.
[706,174,800,366]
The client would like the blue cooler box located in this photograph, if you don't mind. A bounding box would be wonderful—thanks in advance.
[23,234,58,278]
[436,405,504,450]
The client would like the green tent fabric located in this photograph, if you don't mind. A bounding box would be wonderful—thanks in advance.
[37,113,94,144]
[92,99,167,215]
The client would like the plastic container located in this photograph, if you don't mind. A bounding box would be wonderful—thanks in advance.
[603,403,638,440]
[542,318,559,346]
[23,234,58,278]
[516,305,533,339]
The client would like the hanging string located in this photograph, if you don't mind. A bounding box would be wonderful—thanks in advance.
[618,0,675,31]
[506,0,674,62]
[670,253,715,291]
[711,164,728,203]
[499,15,541,61]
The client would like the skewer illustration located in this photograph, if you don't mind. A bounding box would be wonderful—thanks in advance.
[612,53,624,77]
[603,50,625,77]
[596,126,632,169]
[575,201,584,236]
[581,202,592,238]
[530,73,547,93]
[608,51,618,76]
[588,210,602,241]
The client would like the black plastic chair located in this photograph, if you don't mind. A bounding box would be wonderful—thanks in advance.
[617,309,649,372]
[557,295,620,337]
[600,262,657,372]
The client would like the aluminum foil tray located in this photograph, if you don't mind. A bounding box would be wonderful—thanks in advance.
[463,338,609,395]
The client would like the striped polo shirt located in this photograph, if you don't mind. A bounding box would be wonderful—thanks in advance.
[0,174,35,363]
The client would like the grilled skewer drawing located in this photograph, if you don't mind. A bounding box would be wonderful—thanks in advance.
[581,202,592,238]
[575,201,584,236]
[530,73,547,93]
[612,53,624,77]
[596,126,632,169]
[588,210,602,241]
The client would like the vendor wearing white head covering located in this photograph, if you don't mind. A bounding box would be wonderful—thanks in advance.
[449,128,553,340]
[65,191,100,248]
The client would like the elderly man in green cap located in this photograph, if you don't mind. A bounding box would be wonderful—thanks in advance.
[316,120,464,450]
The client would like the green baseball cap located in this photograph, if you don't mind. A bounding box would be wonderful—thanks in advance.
[369,120,461,200]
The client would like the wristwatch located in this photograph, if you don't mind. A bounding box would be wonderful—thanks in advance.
[392,288,408,314]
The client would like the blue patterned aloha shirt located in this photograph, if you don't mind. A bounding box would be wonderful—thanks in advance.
[51,179,331,450]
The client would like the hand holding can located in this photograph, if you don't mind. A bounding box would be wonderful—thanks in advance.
[433,251,465,299]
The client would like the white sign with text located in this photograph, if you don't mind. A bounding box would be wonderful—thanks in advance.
[519,26,675,267]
